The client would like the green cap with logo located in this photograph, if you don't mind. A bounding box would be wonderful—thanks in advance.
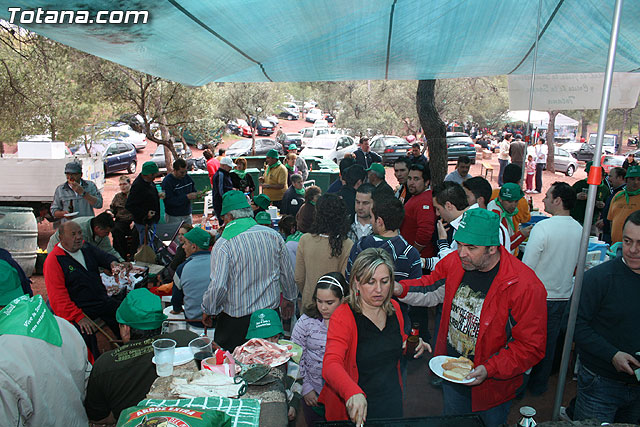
[221,190,251,216]
[0,260,25,306]
[454,208,501,246]
[266,149,280,159]
[183,227,211,250]
[499,183,524,201]
[141,161,159,175]
[288,144,298,151]
[256,211,272,225]
[626,165,640,178]
[366,163,385,177]
[116,288,167,330]
[245,308,283,339]
[253,194,271,210]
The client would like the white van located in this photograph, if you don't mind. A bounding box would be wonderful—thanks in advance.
[587,133,618,154]
[301,126,335,147]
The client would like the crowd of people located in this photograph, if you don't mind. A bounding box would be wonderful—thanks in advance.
[0,131,639,427]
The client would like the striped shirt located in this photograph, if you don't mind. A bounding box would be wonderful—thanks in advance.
[202,224,297,318]
[345,234,422,282]
[291,314,328,396]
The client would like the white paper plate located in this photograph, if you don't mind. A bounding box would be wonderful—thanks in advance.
[152,346,193,366]
[428,355,474,384]
[64,212,79,218]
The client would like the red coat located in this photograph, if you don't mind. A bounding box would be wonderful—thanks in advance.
[399,246,547,412]
[318,300,407,421]
[400,189,436,257]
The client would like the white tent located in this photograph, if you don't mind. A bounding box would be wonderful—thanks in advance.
[506,110,579,128]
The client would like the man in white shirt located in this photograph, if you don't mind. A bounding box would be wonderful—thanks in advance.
[444,155,473,185]
[348,183,374,242]
[522,181,582,395]
[534,138,548,193]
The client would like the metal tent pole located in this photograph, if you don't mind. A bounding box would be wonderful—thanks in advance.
[520,0,543,185]
[551,0,624,420]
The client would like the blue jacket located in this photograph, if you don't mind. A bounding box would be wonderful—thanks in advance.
[162,173,196,216]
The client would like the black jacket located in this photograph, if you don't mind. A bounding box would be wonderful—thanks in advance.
[212,168,235,217]
[281,186,305,216]
[126,175,160,225]
[354,148,382,170]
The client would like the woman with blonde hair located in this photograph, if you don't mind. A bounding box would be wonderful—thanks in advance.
[319,248,430,424]
[285,152,298,186]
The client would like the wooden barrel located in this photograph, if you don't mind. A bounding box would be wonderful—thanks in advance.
[0,207,38,277]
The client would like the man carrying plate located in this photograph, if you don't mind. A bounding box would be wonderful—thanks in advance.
[395,208,547,426]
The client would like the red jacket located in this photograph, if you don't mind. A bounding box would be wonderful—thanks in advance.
[318,300,407,421]
[399,246,547,411]
[400,189,436,257]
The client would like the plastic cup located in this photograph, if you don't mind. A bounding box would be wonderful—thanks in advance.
[189,337,213,370]
[153,338,176,377]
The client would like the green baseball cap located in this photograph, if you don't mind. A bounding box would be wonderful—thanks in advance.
[454,208,501,247]
[221,190,250,216]
[253,194,271,210]
[141,161,159,175]
[585,161,593,174]
[266,149,280,159]
[288,144,298,151]
[116,288,167,330]
[0,260,25,306]
[183,227,211,250]
[626,165,640,178]
[499,183,524,201]
[366,163,385,177]
[245,308,283,340]
[255,211,272,225]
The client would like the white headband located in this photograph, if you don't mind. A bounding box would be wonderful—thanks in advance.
[317,275,344,296]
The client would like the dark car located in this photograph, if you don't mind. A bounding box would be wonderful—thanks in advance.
[276,132,303,151]
[150,142,193,170]
[278,109,299,121]
[370,135,412,165]
[176,127,222,150]
[77,139,137,175]
[446,132,476,163]
[249,118,275,136]
[226,138,283,157]
[571,143,596,162]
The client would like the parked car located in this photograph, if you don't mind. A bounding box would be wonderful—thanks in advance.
[266,115,279,126]
[301,134,357,164]
[226,138,283,157]
[99,125,147,151]
[276,132,303,151]
[370,135,412,165]
[301,126,333,146]
[249,118,275,136]
[570,143,596,162]
[601,154,625,173]
[176,127,222,150]
[553,146,578,176]
[446,132,476,163]
[305,108,323,123]
[150,142,192,170]
[587,133,618,154]
[313,119,329,128]
[76,140,137,175]
[278,109,299,121]
[282,102,300,113]
[228,119,252,137]
[323,113,335,123]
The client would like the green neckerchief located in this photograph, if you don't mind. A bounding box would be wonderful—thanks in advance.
[496,199,519,232]
[309,200,316,206]
[232,169,248,179]
[0,295,62,346]
[286,230,303,243]
[285,164,294,172]
[266,160,282,175]
[612,187,640,204]
[295,187,305,196]
[221,217,257,240]
[374,234,393,241]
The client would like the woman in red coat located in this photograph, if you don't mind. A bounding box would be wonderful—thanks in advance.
[319,248,431,425]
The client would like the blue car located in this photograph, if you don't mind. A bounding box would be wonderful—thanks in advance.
[77,139,137,175]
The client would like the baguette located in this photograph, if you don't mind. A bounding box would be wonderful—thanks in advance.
[442,369,468,381]
[440,356,474,381]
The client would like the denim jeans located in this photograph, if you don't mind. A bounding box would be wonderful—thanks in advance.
[527,300,568,395]
[442,382,512,427]
[498,159,509,186]
[574,365,640,423]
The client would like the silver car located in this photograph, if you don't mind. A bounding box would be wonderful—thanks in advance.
[553,147,578,176]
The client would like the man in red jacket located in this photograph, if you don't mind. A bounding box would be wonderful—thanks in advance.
[395,208,547,426]
[400,163,436,258]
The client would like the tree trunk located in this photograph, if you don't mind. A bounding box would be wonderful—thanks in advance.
[619,109,631,154]
[580,111,589,139]
[160,114,173,173]
[416,80,447,186]
[546,111,558,173]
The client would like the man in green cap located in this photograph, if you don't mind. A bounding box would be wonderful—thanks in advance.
[259,148,288,209]
[202,190,297,351]
[366,162,394,195]
[255,211,273,226]
[85,288,197,425]
[252,193,271,215]
[172,227,212,327]
[287,143,309,180]
[487,182,531,253]
[570,161,608,227]
[608,165,640,243]
[126,160,161,245]
[280,173,305,216]
[395,208,547,426]
[245,308,284,342]
[51,160,103,222]
[0,286,91,426]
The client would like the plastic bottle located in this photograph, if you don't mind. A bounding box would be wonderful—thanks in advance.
[517,406,537,427]
[211,216,219,230]
[205,219,212,232]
